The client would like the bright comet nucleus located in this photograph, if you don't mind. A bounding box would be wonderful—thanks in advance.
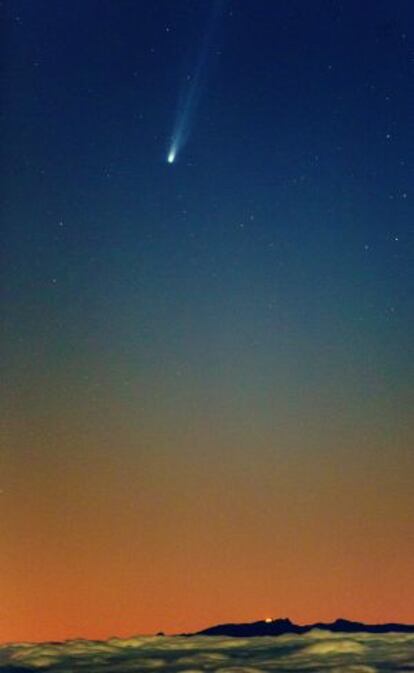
[167,149,175,164]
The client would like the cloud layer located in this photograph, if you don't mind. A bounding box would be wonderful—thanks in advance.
[1,630,413,672]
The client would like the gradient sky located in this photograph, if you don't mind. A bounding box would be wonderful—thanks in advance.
[1,0,413,643]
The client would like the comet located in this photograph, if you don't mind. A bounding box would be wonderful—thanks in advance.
[166,0,226,164]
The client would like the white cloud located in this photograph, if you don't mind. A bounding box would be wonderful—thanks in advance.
[1,631,413,672]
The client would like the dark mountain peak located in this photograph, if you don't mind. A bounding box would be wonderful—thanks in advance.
[196,617,306,637]
[193,617,414,638]
[313,618,414,634]
[312,618,366,631]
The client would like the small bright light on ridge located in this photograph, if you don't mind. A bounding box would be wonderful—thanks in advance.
[265,618,273,623]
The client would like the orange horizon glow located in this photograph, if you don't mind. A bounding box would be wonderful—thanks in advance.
[2,411,413,644]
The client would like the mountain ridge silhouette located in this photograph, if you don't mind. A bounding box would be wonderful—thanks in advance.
[187,617,414,637]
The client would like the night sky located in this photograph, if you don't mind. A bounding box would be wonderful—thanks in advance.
[1,0,414,642]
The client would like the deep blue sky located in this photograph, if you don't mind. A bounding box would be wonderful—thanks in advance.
[1,0,414,640]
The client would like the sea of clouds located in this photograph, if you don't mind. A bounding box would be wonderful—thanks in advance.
[1,630,413,672]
